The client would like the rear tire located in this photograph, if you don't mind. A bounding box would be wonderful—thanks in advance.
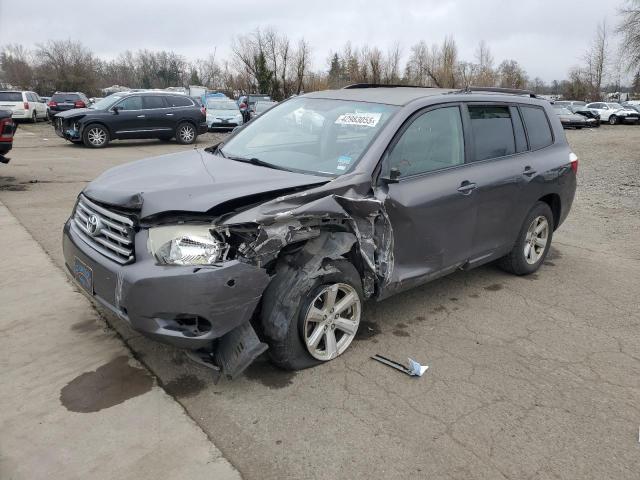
[82,124,109,148]
[498,202,554,276]
[263,259,364,371]
[31,110,37,123]
[175,122,196,144]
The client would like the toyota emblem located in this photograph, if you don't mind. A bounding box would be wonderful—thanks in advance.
[86,214,101,237]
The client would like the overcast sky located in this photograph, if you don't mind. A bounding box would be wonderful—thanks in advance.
[0,0,624,82]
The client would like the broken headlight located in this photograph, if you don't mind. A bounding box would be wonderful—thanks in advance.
[147,225,228,265]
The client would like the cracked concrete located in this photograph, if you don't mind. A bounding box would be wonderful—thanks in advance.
[0,122,638,479]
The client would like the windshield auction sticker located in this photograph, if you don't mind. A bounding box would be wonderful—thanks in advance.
[335,112,382,127]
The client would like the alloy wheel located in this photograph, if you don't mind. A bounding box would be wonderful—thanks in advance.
[524,215,549,265]
[88,127,107,146]
[179,125,195,143]
[303,283,361,361]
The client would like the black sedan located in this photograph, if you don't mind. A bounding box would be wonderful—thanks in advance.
[552,106,587,129]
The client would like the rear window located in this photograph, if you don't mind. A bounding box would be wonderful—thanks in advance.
[0,92,23,102]
[51,93,80,102]
[521,106,553,150]
[468,105,516,161]
[165,95,193,107]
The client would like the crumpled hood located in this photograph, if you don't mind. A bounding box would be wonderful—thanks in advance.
[83,149,329,218]
[54,108,97,119]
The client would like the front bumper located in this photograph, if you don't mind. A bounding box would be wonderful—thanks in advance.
[207,120,240,129]
[63,219,270,349]
[560,120,586,129]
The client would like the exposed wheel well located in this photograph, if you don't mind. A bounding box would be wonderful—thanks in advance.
[539,193,561,230]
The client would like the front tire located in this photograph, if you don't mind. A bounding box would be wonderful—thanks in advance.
[82,124,109,148]
[498,202,554,275]
[263,259,364,370]
[175,122,197,144]
[609,115,619,125]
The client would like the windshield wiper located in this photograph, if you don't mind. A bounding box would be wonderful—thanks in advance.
[223,153,292,172]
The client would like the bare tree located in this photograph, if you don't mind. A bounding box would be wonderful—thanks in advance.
[292,39,310,94]
[617,0,640,73]
[383,42,402,84]
[498,59,528,89]
[584,21,609,100]
[474,40,496,87]
[35,40,100,94]
[0,44,33,89]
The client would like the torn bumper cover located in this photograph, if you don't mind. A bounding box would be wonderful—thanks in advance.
[63,220,270,350]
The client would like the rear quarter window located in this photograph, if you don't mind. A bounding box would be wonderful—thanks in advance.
[520,106,553,150]
[165,96,193,107]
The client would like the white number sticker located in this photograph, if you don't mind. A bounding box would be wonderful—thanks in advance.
[335,112,382,127]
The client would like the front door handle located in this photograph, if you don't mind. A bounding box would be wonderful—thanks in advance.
[523,166,537,177]
[165,113,174,116]
[457,181,477,194]
[137,114,146,118]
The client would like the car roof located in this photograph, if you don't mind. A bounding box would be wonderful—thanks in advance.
[115,90,188,97]
[305,87,458,106]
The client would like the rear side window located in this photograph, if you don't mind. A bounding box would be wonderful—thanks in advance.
[165,95,193,107]
[521,106,553,150]
[386,106,465,178]
[468,105,515,161]
[0,92,24,101]
[143,96,166,109]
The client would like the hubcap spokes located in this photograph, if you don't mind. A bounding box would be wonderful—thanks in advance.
[181,126,194,142]
[88,128,105,145]
[524,215,549,264]
[303,283,361,361]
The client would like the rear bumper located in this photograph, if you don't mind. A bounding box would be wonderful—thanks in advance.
[197,122,208,135]
[10,109,28,118]
[63,219,270,349]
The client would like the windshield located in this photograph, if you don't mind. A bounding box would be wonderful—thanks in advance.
[207,100,237,110]
[220,97,398,176]
[89,94,124,110]
[555,107,573,115]
[255,102,276,113]
[51,93,80,102]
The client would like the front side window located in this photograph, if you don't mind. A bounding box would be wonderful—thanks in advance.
[116,96,142,111]
[386,106,464,178]
[220,97,398,176]
[520,106,553,150]
[468,105,515,161]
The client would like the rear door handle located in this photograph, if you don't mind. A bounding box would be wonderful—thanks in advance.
[457,181,477,194]
[523,166,537,177]
[137,115,146,118]
[165,113,174,116]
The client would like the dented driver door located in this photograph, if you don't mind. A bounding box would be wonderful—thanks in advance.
[378,104,477,295]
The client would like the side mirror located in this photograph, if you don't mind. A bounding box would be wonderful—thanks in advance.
[112,106,120,114]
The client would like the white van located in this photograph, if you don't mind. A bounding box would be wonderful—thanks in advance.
[0,91,48,122]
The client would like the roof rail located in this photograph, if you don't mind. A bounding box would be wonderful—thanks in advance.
[460,86,537,98]
[342,83,430,89]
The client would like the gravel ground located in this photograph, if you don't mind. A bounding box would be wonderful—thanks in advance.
[1,120,639,480]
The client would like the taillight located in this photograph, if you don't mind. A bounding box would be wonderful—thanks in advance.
[569,152,578,174]
[200,106,206,116]
[0,118,15,142]
[48,101,57,107]
[74,100,86,108]
[23,102,29,110]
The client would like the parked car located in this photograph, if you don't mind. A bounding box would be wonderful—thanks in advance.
[206,98,243,130]
[53,91,207,148]
[62,86,577,377]
[0,109,17,163]
[0,90,47,122]
[552,105,587,129]
[251,100,278,119]
[567,105,600,127]
[621,103,640,114]
[47,92,91,119]
[585,102,640,125]
[238,94,272,122]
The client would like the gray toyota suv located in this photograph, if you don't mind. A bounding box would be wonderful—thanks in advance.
[62,85,577,378]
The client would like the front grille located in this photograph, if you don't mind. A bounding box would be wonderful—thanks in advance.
[72,195,135,264]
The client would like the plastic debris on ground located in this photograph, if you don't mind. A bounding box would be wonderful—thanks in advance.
[371,354,429,377]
